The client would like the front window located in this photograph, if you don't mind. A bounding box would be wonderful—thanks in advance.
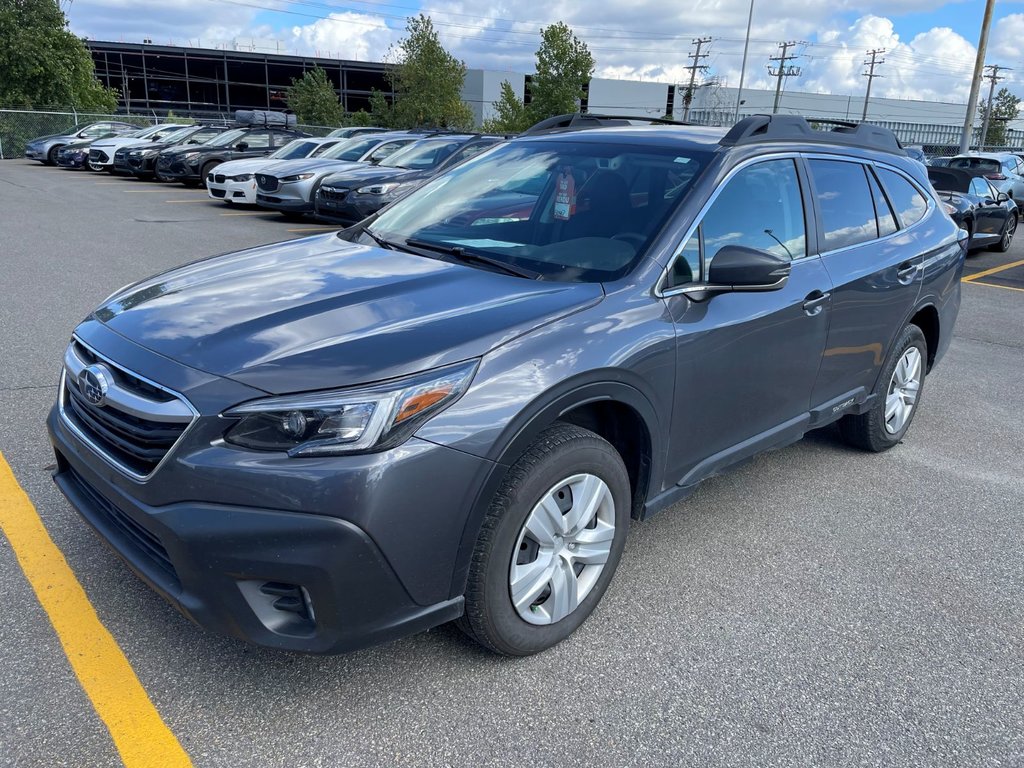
[364,140,709,283]
[667,159,806,288]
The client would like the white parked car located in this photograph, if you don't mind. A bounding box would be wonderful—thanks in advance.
[88,124,188,172]
[206,137,344,204]
[948,153,1024,199]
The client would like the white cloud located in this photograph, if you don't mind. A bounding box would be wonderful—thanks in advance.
[287,12,396,62]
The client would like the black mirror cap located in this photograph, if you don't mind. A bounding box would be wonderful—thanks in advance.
[998,192,1011,203]
[236,142,249,151]
[707,245,791,289]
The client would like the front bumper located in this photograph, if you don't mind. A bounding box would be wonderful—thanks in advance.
[155,156,202,182]
[314,192,383,224]
[25,147,46,161]
[256,192,313,213]
[56,153,88,169]
[47,341,492,653]
[208,178,257,204]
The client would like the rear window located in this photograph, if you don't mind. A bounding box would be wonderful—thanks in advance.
[808,159,878,250]
[949,157,1001,174]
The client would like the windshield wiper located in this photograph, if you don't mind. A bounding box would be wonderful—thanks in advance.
[405,238,540,279]
[362,227,419,255]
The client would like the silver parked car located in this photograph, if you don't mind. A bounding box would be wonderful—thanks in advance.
[24,121,138,165]
[948,153,1024,199]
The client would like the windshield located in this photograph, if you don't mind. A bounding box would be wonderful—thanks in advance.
[206,128,248,147]
[380,139,466,170]
[366,140,708,282]
[149,125,187,141]
[322,135,390,161]
[269,139,321,160]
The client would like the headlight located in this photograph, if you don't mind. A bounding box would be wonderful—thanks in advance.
[357,182,403,196]
[281,172,315,182]
[222,360,477,456]
[230,173,254,182]
[943,203,957,215]
[139,148,159,158]
[182,151,201,164]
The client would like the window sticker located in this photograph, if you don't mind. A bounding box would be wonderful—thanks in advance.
[553,168,576,221]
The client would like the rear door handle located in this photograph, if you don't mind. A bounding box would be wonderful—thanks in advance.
[802,290,830,316]
[897,261,919,283]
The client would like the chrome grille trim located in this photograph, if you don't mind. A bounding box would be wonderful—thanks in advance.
[58,335,199,482]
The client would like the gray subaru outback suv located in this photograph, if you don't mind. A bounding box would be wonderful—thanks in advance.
[48,114,966,656]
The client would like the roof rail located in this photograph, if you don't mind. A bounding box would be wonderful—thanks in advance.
[522,112,692,135]
[720,114,904,154]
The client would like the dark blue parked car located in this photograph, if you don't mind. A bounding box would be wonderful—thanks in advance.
[48,114,966,656]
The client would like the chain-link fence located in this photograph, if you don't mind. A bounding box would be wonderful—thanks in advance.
[0,108,338,159]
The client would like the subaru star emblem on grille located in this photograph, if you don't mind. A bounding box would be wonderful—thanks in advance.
[78,364,112,407]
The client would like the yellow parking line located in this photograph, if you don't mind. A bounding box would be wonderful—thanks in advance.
[963,280,1024,294]
[961,257,1024,282]
[0,453,192,768]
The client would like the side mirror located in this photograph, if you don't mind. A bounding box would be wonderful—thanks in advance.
[707,245,791,290]
[236,141,249,151]
[997,192,1010,203]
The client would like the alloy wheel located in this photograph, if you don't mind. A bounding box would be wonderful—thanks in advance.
[1004,216,1016,249]
[884,346,922,434]
[509,473,615,625]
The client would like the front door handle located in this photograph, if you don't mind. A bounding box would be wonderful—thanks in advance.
[802,290,830,316]
[897,261,919,284]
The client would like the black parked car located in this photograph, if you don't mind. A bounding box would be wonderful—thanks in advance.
[114,125,230,178]
[55,136,109,169]
[929,166,1018,252]
[314,135,502,224]
[48,114,965,657]
[155,126,307,186]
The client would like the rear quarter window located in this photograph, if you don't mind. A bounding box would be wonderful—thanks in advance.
[877,169,928,228]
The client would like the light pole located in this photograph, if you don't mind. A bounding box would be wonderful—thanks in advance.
[733,0,755,124]
[959,0,996,153]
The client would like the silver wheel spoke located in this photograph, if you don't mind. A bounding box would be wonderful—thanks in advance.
[885,392,901,420]
[547,559,579,623]
[563,475,609,535]
[510,554,554,611]
[525,496,564,545]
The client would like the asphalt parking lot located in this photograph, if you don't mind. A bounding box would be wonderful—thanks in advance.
[1,159,1022,768]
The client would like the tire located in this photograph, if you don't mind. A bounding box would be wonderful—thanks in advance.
[458,423,631,656]
[87,159,104,173]
[153,167,170,183]
[200,161,219,188]
[990,212,1017,252]
[839,324,927,452]
[46,146,61,165]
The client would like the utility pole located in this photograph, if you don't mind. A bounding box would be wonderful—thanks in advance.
[768,41,802,114]
[861,48,885,122]
[682,37,712,122]
[733,0,755,123]
[960,0,996,153]
[979,64,1010,149]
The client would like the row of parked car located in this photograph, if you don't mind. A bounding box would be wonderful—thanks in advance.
[24,116,505,226]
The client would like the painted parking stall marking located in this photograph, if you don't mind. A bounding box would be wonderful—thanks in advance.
[0,452,192,768]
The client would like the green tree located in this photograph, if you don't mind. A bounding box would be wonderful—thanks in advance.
[387,15,474,130]
[367,88,394,128]
[527,22,594,122]
[286,67,343,126]
[482,80,530,133]
[0,0,118,110]
[979,87,1021,147]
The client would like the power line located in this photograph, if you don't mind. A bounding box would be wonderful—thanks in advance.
[768,41,802,114]
[980,63,1010,147]
[862,48,885,121]
[681,37,711,122]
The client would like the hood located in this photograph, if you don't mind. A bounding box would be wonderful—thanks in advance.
[92,136,151,151]
[94,234,603,394]
[63,138,96,150]
[259,158,368,178]
[212,156,276,175]
[29,132,74,145]
[161,143,225,158]
[320,165,419,189]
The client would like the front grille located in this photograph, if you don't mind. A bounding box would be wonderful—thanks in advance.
[114,148,129,161]
[127,156,144,169]
[256,174,279,192]
[66,466,179,587]
[155,156,171,170]
[214,174,227,184]
[61,340,194,478]
[318,186,349,201]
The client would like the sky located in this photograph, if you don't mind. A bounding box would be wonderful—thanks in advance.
[63,0,1024,105]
